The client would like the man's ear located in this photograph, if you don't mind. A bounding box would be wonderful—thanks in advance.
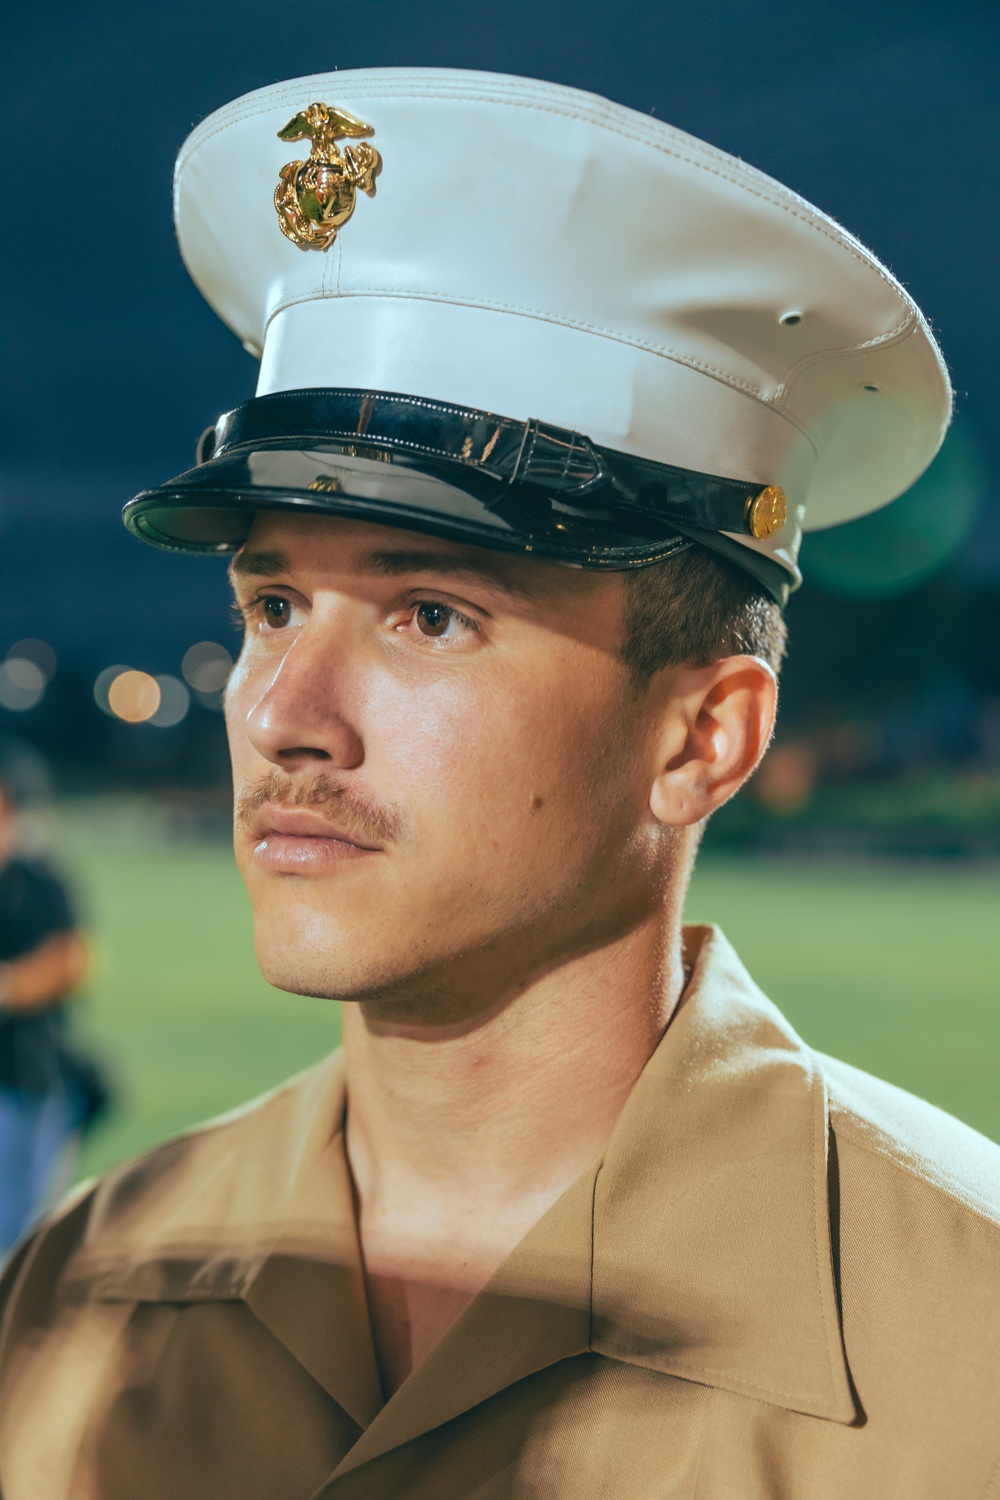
[647,656,778,828]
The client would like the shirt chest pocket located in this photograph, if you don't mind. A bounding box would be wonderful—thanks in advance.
[92,1296,354,1500]
[20,1264,362,1500]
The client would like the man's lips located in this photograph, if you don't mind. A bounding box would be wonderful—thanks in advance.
[248,806,383,871]
[250,806,381,847]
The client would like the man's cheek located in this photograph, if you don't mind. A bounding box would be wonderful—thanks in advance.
[371,687,511,790]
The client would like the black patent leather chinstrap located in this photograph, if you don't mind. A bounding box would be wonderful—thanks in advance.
[206,389,764,538]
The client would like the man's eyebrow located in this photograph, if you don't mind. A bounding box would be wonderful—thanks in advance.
[230,549,292,579]
[358,549,536,600]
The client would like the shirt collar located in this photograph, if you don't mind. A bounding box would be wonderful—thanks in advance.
[82,1050,384,1430]
[590,924,856,1423]
[81,924,856,1459]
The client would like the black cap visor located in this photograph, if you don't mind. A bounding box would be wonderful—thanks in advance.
[123,389,790,601]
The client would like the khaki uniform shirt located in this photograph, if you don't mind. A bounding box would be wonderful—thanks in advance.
[2,926,999,1499]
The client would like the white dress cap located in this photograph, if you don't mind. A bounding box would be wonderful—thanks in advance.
[169,67,952,591]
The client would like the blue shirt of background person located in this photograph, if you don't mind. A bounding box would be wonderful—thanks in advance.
[0,738,104,1253]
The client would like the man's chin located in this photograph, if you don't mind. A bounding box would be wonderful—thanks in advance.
[254,942,383,1003]
[251,917,433,1005]
[252,928,507,1017]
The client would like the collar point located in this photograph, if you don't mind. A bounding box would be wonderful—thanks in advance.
[592,1336,860,1427]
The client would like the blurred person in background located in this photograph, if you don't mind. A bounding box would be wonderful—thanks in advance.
[0,738,107,1254]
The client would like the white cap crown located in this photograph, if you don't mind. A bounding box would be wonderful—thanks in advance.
[170,67,952,590]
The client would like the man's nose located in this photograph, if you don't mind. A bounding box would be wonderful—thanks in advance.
[238,622,365,772]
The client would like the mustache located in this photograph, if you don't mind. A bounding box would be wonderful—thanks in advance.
[235,769,405,846]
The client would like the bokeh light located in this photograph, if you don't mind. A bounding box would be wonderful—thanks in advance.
[150,675,190,729]
[95,667,190,726]
[0,659,45,712]
[182,642,233,694]
[800,415,987,597]
[0,638,57,712]
[94,665,129,716]
[107,670,161,724]
[7,639,57,683]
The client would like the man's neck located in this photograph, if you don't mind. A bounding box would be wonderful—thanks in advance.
[342,911,685,1394]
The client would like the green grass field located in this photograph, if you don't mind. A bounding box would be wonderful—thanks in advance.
[58,806,1000,1181]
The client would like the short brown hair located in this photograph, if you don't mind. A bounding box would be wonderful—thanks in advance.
[619,544,788,683]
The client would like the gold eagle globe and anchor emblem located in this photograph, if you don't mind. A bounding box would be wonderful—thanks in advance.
[273,102,381,251]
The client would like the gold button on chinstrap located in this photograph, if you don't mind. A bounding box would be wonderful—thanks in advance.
[745,485,788,539]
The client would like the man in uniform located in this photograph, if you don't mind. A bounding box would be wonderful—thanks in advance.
[1,68,997,1499]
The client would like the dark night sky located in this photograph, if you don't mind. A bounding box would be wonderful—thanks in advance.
[2,0,998,677]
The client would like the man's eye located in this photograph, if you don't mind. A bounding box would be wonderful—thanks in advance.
[262,596,292,629]
[412,601,478,639]
[416,602,452,637]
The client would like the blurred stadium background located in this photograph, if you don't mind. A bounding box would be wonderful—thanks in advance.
[2,0,999,1174]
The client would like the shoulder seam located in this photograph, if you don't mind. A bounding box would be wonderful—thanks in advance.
[831,1103,1000,1229]
[129,1055,336,1157]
